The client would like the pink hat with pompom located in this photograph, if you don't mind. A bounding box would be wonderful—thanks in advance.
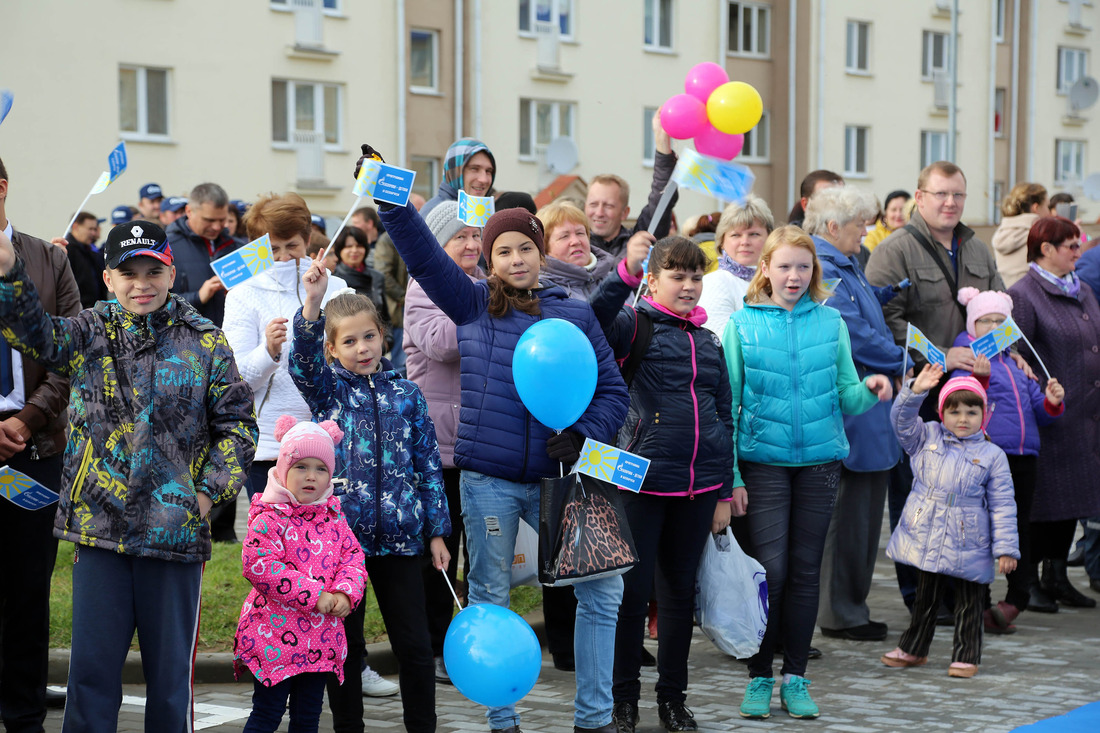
[938,375,991,430]
[274,415,344,488]
[958,287,1013,338]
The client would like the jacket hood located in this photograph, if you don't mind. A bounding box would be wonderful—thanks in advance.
[443,138,496,192]
[258,466,334,508]
[166,215,235,250]
[542,247,615,288]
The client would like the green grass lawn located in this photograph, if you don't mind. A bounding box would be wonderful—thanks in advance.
[49,542,542,652]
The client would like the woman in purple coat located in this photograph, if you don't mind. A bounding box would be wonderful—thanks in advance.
[1008,216,1100,611]
[403,200,485,681]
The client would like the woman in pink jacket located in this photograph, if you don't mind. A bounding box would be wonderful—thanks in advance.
[403,199,486,681]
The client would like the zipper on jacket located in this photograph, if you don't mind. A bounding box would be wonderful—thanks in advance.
[999,353,1027,454]
[625,418,643,452]
[686,328,699,498]
[368,374,383,551]
[787,313,802,462]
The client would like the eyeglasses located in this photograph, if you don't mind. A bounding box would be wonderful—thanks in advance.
[975,317,1007,326]
[1046,241,1082,252]
[920,190,968,203]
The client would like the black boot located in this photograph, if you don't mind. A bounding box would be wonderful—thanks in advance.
[1045,558,1097,608]
[658,701,698,732]
[612,701,639,733]
[1030,562,1059,613]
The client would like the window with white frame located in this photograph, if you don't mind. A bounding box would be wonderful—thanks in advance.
[921,30,949,79]
[920,130,948,168]
[271,79,342,148]
[994,0,1006,42]
[1055,139,1085,184]
[410,29,439,92]
[519,0,574,39]
[846,21,869,73]
[644,0,673,50]
[727,1,769,57]
[519,98,576,158]
[1058,47,1088,95]
[271,0,341,11]
[643,106,659,164]
[740,111,769,161]
[119,66,170,139]
[410,157,440,200]
[994,88,1005,137]
[844,126,869,176]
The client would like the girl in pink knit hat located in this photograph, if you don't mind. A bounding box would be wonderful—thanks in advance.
[950,287,1066,630]
[235,416,367,733]
[880,365,1020,679]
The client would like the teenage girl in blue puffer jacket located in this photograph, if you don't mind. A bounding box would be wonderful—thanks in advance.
[379,200,629,733]
[588,236,734,733]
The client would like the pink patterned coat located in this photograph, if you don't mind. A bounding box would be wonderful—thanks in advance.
[234,474,367,686]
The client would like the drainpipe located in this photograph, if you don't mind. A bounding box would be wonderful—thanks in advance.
[474,0,483,138]
[1009,0,1021,185]
[1026,0,1037,180]
[788,0,797,215]
[815,0,825,169]
[948,0,958,161]
[988,0,998,224]
[397,0,407,166]
[455,0,464,139]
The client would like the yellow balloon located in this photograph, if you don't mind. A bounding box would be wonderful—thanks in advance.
[706,81,763,135]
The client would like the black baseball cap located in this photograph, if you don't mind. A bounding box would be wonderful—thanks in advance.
[104,220,174,268]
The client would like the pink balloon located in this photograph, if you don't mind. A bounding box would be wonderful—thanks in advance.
[684,62,730,103]
[660,94,708,140]
[694,124,744,160]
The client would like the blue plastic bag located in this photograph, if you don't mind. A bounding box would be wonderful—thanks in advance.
[694,527,768,658]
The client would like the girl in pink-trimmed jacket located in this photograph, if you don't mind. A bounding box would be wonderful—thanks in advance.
[234,416,367,733]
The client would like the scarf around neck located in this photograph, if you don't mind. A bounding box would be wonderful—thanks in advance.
[1030,262,1081,298]
[718,252,756,281]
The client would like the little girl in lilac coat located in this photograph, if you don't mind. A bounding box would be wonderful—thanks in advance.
[882,367,1019,679]
[235,416,367,733]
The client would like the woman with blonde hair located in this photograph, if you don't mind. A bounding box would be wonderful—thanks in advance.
[993,183,1049,287]
[697,195,775,334]
[536,199,617,301]
[724,226,893,720]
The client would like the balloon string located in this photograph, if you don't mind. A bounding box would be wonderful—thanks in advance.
[440,567,464,610]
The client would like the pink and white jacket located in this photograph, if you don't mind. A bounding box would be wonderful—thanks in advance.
[234,473,367,686]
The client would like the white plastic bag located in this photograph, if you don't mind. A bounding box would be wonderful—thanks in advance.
[510,520,541,588]
[694,527,769,658]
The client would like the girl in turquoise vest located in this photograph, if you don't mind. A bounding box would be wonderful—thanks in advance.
[722,226,892,721]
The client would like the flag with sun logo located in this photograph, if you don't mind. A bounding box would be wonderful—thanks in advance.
[671,148,754,203]
[209,234,275,289]
[574,438,651,493]
[0,466,59,510]
[458,190,495,227]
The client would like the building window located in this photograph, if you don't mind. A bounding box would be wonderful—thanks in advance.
[643,106,659,165]
[740,111,769,161]
[1055,139,1085,184]
[994,0,1006,42]
[727,1,769,57]
[992,181,1005,225]
[921,30,949,80]
[271,0,341,11]
[1058,47,1088,95]
[994,88,1005,137]
[519,0,574,39]
[920,130,948,168]
[410,29,439,92]
[519,98,575,158]
[410,156,439,200]
[844,126,869,176]
[644,0,673,50]
[271,79,342,148]
[845,21,870,73]
[119,66,170,139]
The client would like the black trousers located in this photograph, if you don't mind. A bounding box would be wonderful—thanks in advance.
[244,672,327,733]
[613,490,717,705]
[0,451,61,733]
[988,455,1037,610]
[543,585,578,661]
[1030,518,1078,561]
[899,569,984,665]
[328,554,436,733]
[423,468,466,656]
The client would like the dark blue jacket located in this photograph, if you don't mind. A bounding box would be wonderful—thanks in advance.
[950,332,1062,457]
[290,315,450,556]
[1077,245,1100,297]
[815,237,910,472]
[379,202,629,482]
[589,270,733,498]
[166,216,239,327]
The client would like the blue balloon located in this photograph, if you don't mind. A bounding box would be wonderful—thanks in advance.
[443,604,542,707]
[512,318,598,431]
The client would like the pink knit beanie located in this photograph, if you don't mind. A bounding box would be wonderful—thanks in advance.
[274,415,344,487]
[937,376,990,430]
[958,287,1013,337]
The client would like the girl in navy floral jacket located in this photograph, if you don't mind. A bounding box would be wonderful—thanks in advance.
[291,258,450,733]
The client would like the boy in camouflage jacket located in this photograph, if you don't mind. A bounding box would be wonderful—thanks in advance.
[0,221,257,732]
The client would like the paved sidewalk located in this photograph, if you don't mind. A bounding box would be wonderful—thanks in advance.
[41,526,1100,731]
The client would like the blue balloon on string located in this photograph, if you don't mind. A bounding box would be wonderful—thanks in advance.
[443,604,542,707]
[512,318,597,431]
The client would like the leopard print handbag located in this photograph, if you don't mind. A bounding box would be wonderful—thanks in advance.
[538,472,639,586]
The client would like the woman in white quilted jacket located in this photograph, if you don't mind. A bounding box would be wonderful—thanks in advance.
[697,195,774,335]
[222,192,348,497]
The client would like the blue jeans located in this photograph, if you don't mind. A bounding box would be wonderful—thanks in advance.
[460,470,623,729]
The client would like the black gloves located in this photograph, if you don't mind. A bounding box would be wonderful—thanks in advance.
[546,430,585,466]
[353,143,385,180]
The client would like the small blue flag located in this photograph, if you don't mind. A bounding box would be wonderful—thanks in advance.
[108,141,127,182]
[458,190,495,226]
[574,438,652,493]
[210,234,275,289]
[0,90,13,127]
[906,322,946,370]
[671,148,754,203]
[0,466,59,510]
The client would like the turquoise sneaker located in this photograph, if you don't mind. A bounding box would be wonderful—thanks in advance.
[780,676,820,719]
[739,677,775,719]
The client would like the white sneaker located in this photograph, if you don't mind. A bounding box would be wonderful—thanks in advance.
[361,664,399,697]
